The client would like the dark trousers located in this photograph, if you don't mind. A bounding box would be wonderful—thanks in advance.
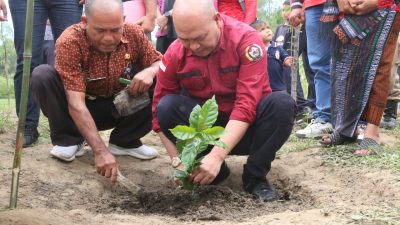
[155,92,296,179]
[9,0,82,128]
[31,64,151,147]
[156,36,176,54]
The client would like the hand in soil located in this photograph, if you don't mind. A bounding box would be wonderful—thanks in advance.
[95,151,119,184]
[190,153,223,185]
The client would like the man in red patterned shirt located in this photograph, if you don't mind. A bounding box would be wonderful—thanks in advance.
[31,0,161,184]
[152,0,296,201]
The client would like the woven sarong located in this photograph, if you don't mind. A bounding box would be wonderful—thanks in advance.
[321,1,397,137]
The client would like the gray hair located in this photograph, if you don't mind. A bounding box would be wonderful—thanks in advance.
[85,0,123,18]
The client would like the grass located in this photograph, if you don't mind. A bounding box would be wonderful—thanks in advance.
[349,208,400,225]
[279,118,400,172]
[0,99,14,133]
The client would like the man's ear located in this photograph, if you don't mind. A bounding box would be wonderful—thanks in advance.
[81,15,87,28]
[214,12,222,26]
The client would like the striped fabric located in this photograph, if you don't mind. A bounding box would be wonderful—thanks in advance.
[321,1,398,137]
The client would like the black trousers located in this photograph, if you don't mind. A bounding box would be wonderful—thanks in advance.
[155,92,297,179]
[31,64,151,148]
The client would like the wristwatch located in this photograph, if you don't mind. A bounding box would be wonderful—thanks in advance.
[171,156,181,168]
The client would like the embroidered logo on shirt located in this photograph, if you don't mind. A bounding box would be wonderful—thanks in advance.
[245,44,263,62]
[275,50,280,60]
[160,56,169,72]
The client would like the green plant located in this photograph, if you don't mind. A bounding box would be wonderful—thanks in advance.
[169,96,227,190]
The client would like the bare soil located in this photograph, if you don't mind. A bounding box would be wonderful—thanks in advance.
[1,129,399,225]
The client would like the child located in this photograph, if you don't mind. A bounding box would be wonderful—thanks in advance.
[250,19,293,92]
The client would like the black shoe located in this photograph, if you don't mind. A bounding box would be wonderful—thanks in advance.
[242,165,277,202]
[380,100,398,130]
[12,126,39,148]
[210,161,230,185]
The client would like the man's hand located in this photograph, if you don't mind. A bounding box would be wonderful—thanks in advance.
[156,15,168,34]
[284,56,294,67]
[128,70,154,96]
[189,151,224,185]
[289,8,304,27]
[337,0,357,14]
[136,15,156,33]
[79,0,85,5]
[94,150,118,184]
[351,0,378,15]
[0,0,8,21]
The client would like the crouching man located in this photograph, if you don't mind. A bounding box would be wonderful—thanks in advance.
[31,0,161,183]
[152,0,296,201]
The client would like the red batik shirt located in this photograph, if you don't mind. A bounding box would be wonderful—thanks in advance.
[55,23,162,97]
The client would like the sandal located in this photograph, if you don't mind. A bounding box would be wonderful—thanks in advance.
[320,130,356,146]
[353,138,381,156]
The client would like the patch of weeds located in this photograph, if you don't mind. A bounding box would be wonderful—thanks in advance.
[319,143,400,172]
[0,109,13,134]
[349,208,400,225]
[278,133,318,155]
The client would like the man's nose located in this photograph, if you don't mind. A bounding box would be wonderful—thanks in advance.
[189,42,200,52]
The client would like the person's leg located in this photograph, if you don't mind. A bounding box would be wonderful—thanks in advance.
[305,6,331,122]
[231,92,296,201]
[156,94,199,142]
[31,64,84,146]
[9,0,48,147]
[42,40,55,66]
[295,5,333,139]
[356,14,400,155]
[47,0,83,41]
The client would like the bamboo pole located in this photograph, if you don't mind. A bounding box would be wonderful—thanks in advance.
[10,0,34,209]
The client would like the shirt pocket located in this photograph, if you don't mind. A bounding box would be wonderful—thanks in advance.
[176,70,206,90]
[218,65,240,88]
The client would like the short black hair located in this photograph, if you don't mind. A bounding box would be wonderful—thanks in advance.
[250,19,266,30]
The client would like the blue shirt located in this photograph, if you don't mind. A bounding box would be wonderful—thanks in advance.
[266,42,290,91]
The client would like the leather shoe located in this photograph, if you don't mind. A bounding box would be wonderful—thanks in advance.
[242,165,277,202]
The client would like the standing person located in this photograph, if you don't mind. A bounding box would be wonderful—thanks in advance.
[381,35,400,130]
[42,20,55,66]
[156,0,177,54]
[152,0,296,202]
[289,0,333,138]
[217,0,257,24]
[9,0,83,147]
[31,0,161,182]
[123,0,158,34]
[273,0,316,119]
[320,0,400,156]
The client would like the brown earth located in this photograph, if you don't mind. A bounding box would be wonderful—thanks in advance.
[0,129,399,225]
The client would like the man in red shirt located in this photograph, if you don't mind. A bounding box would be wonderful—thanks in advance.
[152,0,296,201]
[31,0,161,184]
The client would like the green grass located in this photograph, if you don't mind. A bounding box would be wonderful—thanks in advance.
[349,208,400,225]
[0,98,14,133]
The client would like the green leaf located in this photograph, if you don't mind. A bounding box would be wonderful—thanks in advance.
[176,139,186,154]
[207,140,228,150]
[180,138,201,173]
[189,105,201,129]
[197,96,219,130]
[202,126,225,141]
[173,169,188,179]
[169,125,196,140]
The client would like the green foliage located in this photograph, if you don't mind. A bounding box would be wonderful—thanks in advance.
[0,23,17,78]
[0,76,14,99]
[169,96,227,190]
[257,0,284,31]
